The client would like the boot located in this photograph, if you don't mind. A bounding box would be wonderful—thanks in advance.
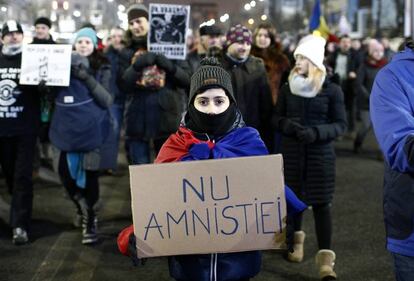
[315,249,337,280]
[287,231,306,262]
[82,209,98,245]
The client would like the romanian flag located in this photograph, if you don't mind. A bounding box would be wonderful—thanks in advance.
[309,0,331,39]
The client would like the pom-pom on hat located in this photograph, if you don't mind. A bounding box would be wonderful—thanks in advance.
[127,4,148,22]
[75,27,98,48]
[2,20,23,38]
[294,34,327,73]
[34,17,52,28]
[225,24,252,49]
[189,57,235,105]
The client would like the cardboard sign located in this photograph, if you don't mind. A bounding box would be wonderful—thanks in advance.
[148,3,190,60]
[20,44,72,86]
[129,154,287,258]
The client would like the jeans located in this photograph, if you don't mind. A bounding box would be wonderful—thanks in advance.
[126,138,167,165]
[393,253,414,281]
[127,139,151,165]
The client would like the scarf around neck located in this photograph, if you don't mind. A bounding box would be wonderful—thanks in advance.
[289,73,325,98]
[2,43,22,56]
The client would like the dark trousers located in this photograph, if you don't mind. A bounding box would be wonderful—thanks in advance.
[393,253,414,281]
[58,152,99,208]
[0,134,37,229]
[293,203,332,249]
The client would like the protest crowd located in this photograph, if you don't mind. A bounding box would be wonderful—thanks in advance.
[0,2,413,281]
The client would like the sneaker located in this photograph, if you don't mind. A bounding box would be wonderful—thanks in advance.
[12,227,28,245]
[82,212,98,245]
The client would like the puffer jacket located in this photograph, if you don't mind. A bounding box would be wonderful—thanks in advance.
[272,78,347,204]
[370,47,414,257]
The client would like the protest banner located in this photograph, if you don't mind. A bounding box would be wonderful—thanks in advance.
[20,44,72,86]
[129,154,287,258]
[148,3,190,60]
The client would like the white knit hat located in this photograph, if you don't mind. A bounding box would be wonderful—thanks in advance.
[294,34,326,73]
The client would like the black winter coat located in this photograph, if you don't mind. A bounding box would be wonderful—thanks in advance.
[118,37,190,140]
[220,54,273,150]
[355,59,386,110]
[272,79,347,204]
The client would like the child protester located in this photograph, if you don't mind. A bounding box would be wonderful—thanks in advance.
[117,58,306,281]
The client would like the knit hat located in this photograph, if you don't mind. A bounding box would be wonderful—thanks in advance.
[189,57,235,105]
[199,25,222,36]
[127,4,148,22]
[75,27,97,48]
[2,20,23,38]
[34,17,52,28]
[294,34,326,73]
[225,24,252,48]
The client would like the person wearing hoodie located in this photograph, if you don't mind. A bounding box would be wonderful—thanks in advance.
[272,34,347,280]
[118,3,190,165]
[353,39,387,154]
[370,40,414,281]
[0,20,44,245]
[117,57,306,281]
[49,27,113,245]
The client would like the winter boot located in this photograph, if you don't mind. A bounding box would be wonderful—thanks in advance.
[315,249,337,280]
[287,231,306,262]
[82,208,98,245]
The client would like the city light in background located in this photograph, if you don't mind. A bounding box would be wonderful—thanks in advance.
[0,0,407,41]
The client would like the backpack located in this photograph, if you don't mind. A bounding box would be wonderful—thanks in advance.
[49,78,111,152]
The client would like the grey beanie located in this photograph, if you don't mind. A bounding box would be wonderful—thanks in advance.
[189,57,235,105]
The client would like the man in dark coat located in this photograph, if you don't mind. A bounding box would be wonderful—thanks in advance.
[31,16,56,175]
[118,4,190,165]
[32,17,55,44]
[326,35,358,136]
[186,24,223,74]
[220,24,273,151]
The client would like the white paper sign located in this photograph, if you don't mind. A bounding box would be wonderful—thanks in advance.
[148,3,190,60]
[20,44,72,86]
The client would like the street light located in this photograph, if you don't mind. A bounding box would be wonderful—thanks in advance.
[118,5,126,12]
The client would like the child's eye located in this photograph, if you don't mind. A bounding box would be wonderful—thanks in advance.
[198,99,208,106]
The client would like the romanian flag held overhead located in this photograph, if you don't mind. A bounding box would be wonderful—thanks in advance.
[309,0,331,39]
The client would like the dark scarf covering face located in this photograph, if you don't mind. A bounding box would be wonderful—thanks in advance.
[187,103,237,137]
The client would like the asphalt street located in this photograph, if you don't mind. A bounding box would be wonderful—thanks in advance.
[0,132,394,281]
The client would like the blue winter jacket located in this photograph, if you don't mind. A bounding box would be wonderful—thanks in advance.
[370,47,414,257]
